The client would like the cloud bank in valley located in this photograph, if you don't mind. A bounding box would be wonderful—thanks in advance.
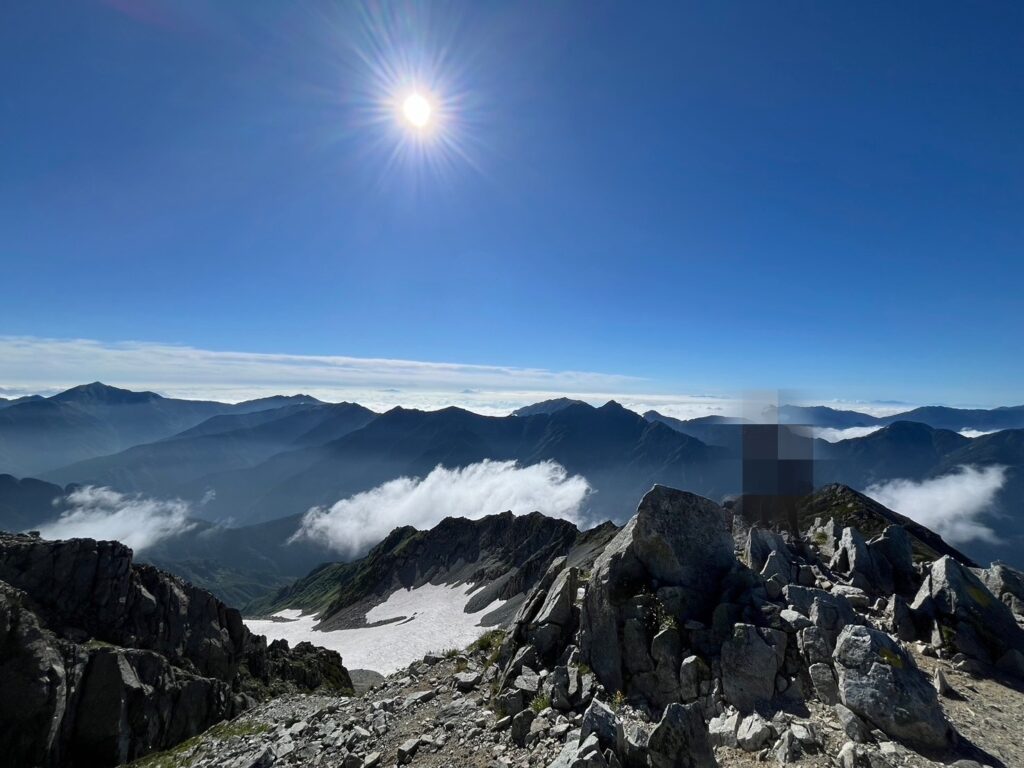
[865,465,1007,545]
[293,460,591,556]
[37,486,196,551]
[815,426,883,443]
[959,429,998,439]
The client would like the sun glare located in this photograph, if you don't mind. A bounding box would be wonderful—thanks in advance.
[401,92,433,129]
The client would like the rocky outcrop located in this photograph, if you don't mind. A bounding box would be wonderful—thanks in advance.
[911,555,1024,669]
[580,486,735,698]
[101,483,1024,768]
[979,561,1024,617]
[832,625,952,750]
[0,532,352,767]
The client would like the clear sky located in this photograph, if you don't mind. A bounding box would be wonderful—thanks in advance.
[1,1,1022,408]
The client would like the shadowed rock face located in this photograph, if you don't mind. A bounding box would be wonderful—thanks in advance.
[580,486,735,696]
[0,532,352,767]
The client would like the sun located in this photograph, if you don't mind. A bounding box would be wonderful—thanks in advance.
[401,92,433,129]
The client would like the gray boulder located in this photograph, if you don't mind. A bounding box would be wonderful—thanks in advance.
[646,703,717,768]
[581,486,734,698]
[720,623,783,712]
[868,526,917,594]
[745,527,793,574]
[511,709,536,747]
[831,527,891,595]
[736,712,771,751]
[785,585,859,650]
[832,625,952,749]
[580,699,618,749]
[979,561,1024,617]
[912,556,1024,666]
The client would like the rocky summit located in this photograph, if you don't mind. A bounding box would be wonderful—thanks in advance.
[4,483,1024,768]
[0,532,353,767]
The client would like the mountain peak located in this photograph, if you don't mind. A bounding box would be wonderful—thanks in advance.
[512,398,589,417]
[50,381,160,404]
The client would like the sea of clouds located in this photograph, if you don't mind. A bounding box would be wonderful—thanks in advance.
[292,459,592,555]
[37,486,196,551]
[865,464,1007,545]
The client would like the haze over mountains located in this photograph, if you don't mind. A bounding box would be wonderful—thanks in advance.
[1,383,1022,603]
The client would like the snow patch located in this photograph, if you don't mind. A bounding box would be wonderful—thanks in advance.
[244,582,506,674]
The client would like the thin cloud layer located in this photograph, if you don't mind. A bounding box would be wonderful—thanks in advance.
[959,429,998,439]
[37,486,196,551]
[0,335,883,420]
[816,426,883,443]
[293,460,591,556]
[865,465,1006,545]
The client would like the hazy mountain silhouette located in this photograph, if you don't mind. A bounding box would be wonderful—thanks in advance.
[44,402,377,495]
[0,383,324,477]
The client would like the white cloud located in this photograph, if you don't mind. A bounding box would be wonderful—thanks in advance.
[37,486,196,551]
[0,335,864,420]
[865,465,1007,545]
[959,429,998,439]
[816,426,884,442]
[293,460,591,555]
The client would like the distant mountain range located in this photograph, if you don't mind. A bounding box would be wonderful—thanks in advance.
[0,382,325,477]
[1,383,1023,600]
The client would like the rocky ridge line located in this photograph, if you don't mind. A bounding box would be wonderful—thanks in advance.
[0,531,353,767]
[124,484,1024,768]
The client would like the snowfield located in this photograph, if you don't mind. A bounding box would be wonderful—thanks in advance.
[244,582,506,674]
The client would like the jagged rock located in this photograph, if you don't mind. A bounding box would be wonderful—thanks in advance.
[797,626,832,665]
[721,623,783,712]
[529,564,580,658]
[761,551,792,585]
[867,526,916,594]
[0,534,351,768]
[831,527,891,595]
[515,666,542,696]
[574,733,609,767]
[779,608,812,631]
[911,556,1024,668]
[774,728,802,764]
[736,712,771,751]
[832,625,952,749]
[808,662,839,704]
[678,655,706,701]
[806,517,840,558]
[403,689,435,707]
[0,584,75,767]
[511,709,536,747]
[837,741,893,768]
[785,585,859,650]
[498,687,526,716]
[454,671,480,691]
[581,487,734,699]
[580,699,618,749]
[980,562,1024,616]
[397,737,421,763]
[834,703,870,743]
[745,527,793,573]
[615,720,651,768]
[707,708,739,748]
[933,667,953,696]
[646,702,716,768]
[888,595,917,642]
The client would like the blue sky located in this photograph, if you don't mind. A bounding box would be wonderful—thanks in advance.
[1,1,1022,408]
